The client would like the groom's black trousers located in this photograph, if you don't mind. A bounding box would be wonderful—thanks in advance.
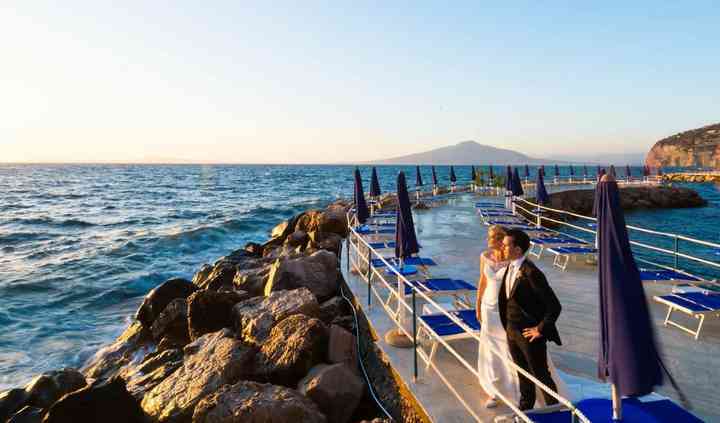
[506,327,559,409]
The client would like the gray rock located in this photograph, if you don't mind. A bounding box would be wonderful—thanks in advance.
[196,263,237,291]
[187,290,250,341]
[298,363,364,423]
[43,376,144,423]
[232,266,270,297]
[135,278,197,328]
[307,231,343,257]
[233,288,319,347]
[23,368,86,409]
[317,209,348,237]
[264,250,340,301]
[191,264,213,289]
[125,349,184,399]
[192,381,326,423]
[140,329,256,422]
[150,298,189,345]
[81,321,154,380]
[318,296,348,324]
[254,314,328,387]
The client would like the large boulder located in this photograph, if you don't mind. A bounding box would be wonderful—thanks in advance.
[232,266,270,297]
[135,278,198,328]
[150,298,190,346]
[317,296,349,324]
[192,381,326,423]
[23,368,86,409]
[82,321,154,380]
[317,210,348,237]
[298,363,364,423]
[43,377,144,423]
[285,230,308,248]
[140,329,256,423]
[263,250,340,301]
[243,242,264,257]
[0,389,29,422]
[307,231,343,257]
[254,314,328,387]
[294,210,323,233]
[125,349,184,399]
[327,325,357,371]
[187,290,249,341]
[196,264,237,291]
[191,265,213,289]
[233,288,319,347]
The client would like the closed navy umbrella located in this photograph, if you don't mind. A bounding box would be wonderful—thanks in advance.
[449,166,457,183]
[505,165,512,191]
[540,165,546,177]
[597,165,602,176]
[536,171,549,205]
[431,166,438,186]
[353,168,370,224]
[596,174,664,418]
[569,165,575,176]
[554,164,560,177]
[470,165,476,181]
[584,165,589,177]
[369,167,382,197]
[626,165,632,179]
[524,164,530,178]
[395,171,420,260]
[609,165,617,178]
[415,165,423,187]
[511,167,524,196]
[643,165,650,177]
[488,165,494,181]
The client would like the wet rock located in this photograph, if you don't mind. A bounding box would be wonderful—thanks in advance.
[307,231,343,257]
[327,325,357,371]
[23,368,86,410]
[187,290,249,341]
[191,265,213,289]
[82,321,154,380]
[0,389,30,422]
[43,376,144,423]
[232,266,270,296]
[233,288,319,347]
[264,250,340,301]
[7,406,43,423]
[126,349,184,399]
[254,314,328,387]
[298,363,364,423]
[192,381,326,423]
[140,329,255,422]
[136,278,197,328]
[318,296,349,324]
[318,209,348,237]
[150,298,189,345]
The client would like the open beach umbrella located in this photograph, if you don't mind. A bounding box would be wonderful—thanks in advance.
[536,170,549,205]
[431,166,438,186]
[470,165,476,181]
[395,171,420,260]
[415,165,423,187]
[524,164,530,178]
[511,167,524,196]
[596,174,665,419]
[449,166,457,183]
[353,168,370,224]
[369,167,382,198]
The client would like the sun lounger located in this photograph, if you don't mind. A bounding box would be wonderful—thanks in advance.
[403,278,475,309]
[418,309,480,370]
[640,268,703,284]
[367,241,396,249]
[371,257,437,268]
[354,225,395,235]
[475,201,505,208]
[653,292,720,339]
[546,246,597,270]
[529,235,587,259]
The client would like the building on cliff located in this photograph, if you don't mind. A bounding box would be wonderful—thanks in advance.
[645,122,720,168]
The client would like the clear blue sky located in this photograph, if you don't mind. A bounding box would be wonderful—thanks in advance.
[2,1,718,163]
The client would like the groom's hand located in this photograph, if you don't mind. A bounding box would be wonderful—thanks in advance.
[522,326,543,342]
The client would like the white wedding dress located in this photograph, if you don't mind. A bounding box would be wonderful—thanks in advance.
[477,252,567,407]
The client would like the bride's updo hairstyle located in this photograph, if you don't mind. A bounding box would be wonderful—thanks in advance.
[488,224,507,241]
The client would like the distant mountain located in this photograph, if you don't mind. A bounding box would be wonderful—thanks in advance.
[369,141,556,165]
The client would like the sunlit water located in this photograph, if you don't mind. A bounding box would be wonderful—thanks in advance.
[0,164,718,389]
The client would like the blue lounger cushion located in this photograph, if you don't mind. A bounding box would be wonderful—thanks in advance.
[528,398,703,423]
[355,225,395,234]
[548,246,597,254]
[403,278,475,295]
[480,211,514,216]
[368,241,397,249]
[371,257,437,268]
[679,292,720,309]
[640,269,702,282]
[419,309,480,337]
[656,295,711,312]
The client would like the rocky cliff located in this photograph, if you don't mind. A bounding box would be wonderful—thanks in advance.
[645,123,720,168]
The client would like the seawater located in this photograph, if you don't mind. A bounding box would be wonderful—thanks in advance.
[1,164,718,389]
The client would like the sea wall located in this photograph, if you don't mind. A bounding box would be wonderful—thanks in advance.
[0,200,420,423]
[663,172,720,183]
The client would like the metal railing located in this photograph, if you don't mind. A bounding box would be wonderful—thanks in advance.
[513,197,720,282]
[345,211,590,423]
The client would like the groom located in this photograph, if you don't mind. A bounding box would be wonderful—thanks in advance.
[498,229,562,410]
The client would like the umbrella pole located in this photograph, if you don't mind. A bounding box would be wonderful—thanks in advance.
[612,383,622,420]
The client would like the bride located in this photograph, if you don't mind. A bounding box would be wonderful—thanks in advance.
[476,225,566,409]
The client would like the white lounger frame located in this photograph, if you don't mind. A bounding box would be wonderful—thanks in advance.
[653,295,720,340]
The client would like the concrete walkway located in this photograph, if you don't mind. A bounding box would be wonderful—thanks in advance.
[342,192,716,422]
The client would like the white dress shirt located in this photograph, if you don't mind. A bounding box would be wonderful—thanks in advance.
[505,256,526,298]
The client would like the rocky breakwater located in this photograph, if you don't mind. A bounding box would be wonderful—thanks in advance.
[663,172,720,183]
[523,186,706,225]
[645,122,720,168]
[0,200,392,423]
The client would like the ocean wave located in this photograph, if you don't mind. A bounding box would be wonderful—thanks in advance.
[0,232,53,246]
[2,216,97,228]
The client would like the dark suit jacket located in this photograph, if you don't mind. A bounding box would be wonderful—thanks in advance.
[498,259,562,345]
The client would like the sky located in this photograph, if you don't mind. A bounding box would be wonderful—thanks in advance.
[1,1,718,164]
